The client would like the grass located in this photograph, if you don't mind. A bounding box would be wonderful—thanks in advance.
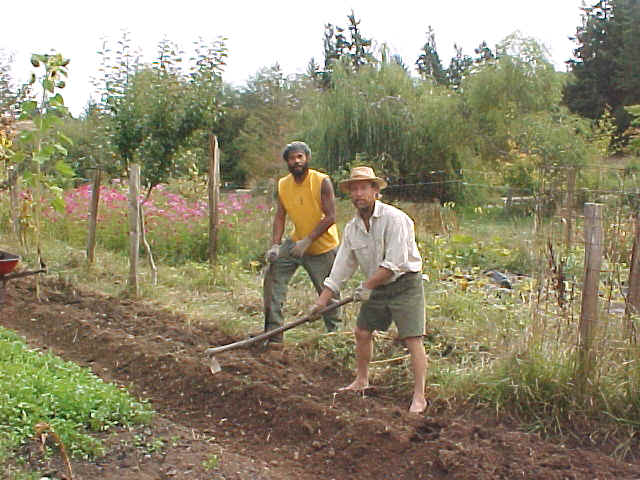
[0,326,153,467]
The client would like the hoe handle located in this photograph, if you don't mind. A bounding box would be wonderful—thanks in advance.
[206,296,354,355]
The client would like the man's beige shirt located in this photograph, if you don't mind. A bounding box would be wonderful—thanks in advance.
[324,201,422,294]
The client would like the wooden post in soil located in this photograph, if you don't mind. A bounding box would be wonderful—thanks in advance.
[577,203,603,393]
[86,168,101,266]
[208,134,220,266]
[128,164,140,296]
[625,212,640,343]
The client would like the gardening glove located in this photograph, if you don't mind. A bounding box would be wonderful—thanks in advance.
[309,298,338,317]
[309,302,326,318]
[291,237,312,258]
[354,283,372,302]
[265,244,280,263]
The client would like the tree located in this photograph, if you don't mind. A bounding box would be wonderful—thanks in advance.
[564,1,617,121]
[0,50,30,120]
[230,65,299,183]
[462,33,563,162]
[301,60,466,196]
[446,44,473,89]
[97,33,227,192]
[416,26,447,85]
[11,53,74,296]
[564,0,640,140]
[311,10,376,88]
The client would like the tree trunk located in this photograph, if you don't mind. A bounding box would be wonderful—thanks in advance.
[139,200,158,285]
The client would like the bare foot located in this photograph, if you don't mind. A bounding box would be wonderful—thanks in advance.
[338,379,369,391]
[409,396,427,414]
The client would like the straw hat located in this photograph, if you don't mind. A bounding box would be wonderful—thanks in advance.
[338,166,388,194]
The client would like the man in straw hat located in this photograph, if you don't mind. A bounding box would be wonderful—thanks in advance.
[262,141,341,343]
[311,166,427,413]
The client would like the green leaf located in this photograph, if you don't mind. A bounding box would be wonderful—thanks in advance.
[10,151,26,164]
[33,153,50,165]
[57,132,73,146]
[22,101,38,115]
[50,194,65,213]
[54,144,68,156]
[43,79,55,93]
[55,160,74,177]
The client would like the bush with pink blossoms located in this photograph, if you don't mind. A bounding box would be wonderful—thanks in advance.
[43,180,274,266]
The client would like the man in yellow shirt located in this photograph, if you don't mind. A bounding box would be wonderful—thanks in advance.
[264,141,340,342]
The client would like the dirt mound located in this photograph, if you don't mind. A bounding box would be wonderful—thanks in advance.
[2,277,640,479]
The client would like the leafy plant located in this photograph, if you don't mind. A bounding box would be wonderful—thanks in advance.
[10,53,74,287]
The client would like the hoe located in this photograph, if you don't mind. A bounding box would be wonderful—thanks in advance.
[206,296,354,374]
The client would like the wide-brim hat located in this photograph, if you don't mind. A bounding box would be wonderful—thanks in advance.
[338,166,388,194]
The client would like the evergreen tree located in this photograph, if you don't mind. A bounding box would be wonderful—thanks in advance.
[446,44,473,89]
[313,10,375,89]
[564,0,640,138]
[416,26,447,85]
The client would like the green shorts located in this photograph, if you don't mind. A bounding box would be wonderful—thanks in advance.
[357,272,425,339]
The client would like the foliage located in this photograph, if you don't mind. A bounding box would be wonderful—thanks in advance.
[564,0,640,141]
[301,60,467,199]
[462,33,564,163]
[0,49,30,120]
[415,26,447,85]
[228,65,301,182]
[10,53,74,255]
[96,33,227,192]
[44,180,272,266]
[0,327,152,460]
[310,10,376,89]
[623,105,640,156]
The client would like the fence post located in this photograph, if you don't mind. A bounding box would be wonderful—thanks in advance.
[128,164,140,296]
[625,212,640,343]
[86,168,101,265]
[578,203,603,391]
[208,134,220,266]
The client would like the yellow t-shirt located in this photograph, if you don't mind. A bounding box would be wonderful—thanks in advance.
[278,169,339,255]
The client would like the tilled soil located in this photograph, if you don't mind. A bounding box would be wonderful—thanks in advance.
[2,276,640,479]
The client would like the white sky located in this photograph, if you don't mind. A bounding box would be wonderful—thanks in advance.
[2,0,586,116]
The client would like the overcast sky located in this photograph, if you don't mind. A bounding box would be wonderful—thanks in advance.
[3,0,586,116]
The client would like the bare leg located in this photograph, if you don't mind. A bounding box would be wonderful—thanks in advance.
[404,336,427,413]
[339,326,373,391]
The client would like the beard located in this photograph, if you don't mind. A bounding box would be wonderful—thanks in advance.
[288,162,309,180]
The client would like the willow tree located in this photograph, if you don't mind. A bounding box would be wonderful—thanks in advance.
[300,58,466,199]
[461,33,565,164]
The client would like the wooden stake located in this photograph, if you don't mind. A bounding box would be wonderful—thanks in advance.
[128,164,140,296]
[208,134,220,266]
[625,212,640,343]
[578,203,603,391]
[86,169,101,265]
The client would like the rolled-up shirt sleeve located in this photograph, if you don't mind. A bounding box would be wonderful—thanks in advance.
[324,233,358,294]
[380,215,412,273]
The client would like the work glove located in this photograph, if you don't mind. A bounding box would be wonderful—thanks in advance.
[265,244,280,263]
[309,302,325,318]
[291,237,312,258]
[354,283,372,302]
[309,298,338,318]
